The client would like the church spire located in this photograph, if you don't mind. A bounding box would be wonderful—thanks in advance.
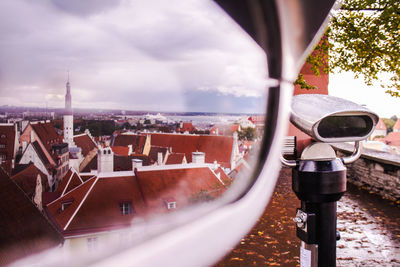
[65,71,72,115]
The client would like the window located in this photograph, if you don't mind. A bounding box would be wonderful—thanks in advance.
[1,134,5,138]
[0,154,6,160]
[119,202,134,215]
[167,202,177,210]
[61,200,73,211]
[0,144,5,148]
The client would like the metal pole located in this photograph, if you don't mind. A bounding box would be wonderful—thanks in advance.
[301,201,337,267]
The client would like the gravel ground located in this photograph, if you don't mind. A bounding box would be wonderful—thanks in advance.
[215,168,400,266]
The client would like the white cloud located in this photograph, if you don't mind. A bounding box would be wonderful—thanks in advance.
[0,0,268,113]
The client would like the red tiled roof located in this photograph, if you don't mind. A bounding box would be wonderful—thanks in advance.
[46,177,98,233]
[148,133,234,168]
[0,124,16,175]
[375,118,387,130]
[112,134,146,154]
[136,167,226,211]
[382,132,400,147]
[74,134,97,157]
[55,169,83,197]
[46,166,226,236]
[31,122,60,154]
[394,119,400,130]
[0,167,63,265]
[80,175,96,182]
[165,153,186,165]
[81,154,152,173]
[11,163,49,199]
[111,146,130,156]
[47,176,147,235]
[148,146,168,163]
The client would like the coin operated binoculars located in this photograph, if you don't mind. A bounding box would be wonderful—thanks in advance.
[281,94,378,267]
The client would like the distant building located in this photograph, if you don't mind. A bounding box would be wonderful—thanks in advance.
[176,122,197,134]
[393,119,400,133]
[19,121,69,189]
[210,124,240,136]
[0,123,19,175]
[371,118,387,140]
[248,115,265,127]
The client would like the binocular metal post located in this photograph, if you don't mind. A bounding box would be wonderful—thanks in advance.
[283,94,378,266]
[292,158,346,267]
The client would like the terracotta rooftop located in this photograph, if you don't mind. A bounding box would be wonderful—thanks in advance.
[111,146,130,156]
[11,163,49,199]
[165,153,186,165]
[112,134,146,154]
[81,154,152,173]
[55,169,83,197]
[46,166,228,236]
[148,146,168,163]
[382,132,400,147]
[0,167,63,265]
[148,133,234,168]
[31,122,60,154]
[74,133,97,157]
[375,118,387,130]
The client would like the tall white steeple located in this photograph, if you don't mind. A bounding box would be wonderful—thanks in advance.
[63,72,75,148]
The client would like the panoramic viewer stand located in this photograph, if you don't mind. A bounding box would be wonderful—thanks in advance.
[282,94,378,267]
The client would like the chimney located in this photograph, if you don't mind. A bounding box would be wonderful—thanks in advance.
[132,159,143,170]
[157,152,163,165]
[192,151,205,164]
[30,130,35,143]
[97,147,114,173]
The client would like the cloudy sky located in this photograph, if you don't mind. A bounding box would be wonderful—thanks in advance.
[1,0,398,117]
[0,0,268,114]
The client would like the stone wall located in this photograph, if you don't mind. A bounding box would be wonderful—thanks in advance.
[334,143,400,202]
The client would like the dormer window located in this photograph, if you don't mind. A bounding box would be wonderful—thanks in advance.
[167,202,176,209]
[163,198,177,210]
[119,202,134,215]
[61,199,73,211]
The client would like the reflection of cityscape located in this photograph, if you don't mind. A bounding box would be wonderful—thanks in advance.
[0,80,264,264]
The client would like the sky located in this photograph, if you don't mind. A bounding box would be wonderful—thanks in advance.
[329,73,399,118]
[0,0,268,114]
[0,0,398,117]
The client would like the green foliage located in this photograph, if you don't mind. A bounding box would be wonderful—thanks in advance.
[296,0,400,97]
[382,117,396,133]
[77,120,116,136]
[237,127,256,141]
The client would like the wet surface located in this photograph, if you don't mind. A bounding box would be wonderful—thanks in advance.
[216,168,400,266]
